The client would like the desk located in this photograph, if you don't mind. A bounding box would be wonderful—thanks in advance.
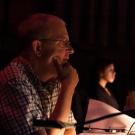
[79,133,135,135]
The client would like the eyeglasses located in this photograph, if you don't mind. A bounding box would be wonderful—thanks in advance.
[38,38,71,48]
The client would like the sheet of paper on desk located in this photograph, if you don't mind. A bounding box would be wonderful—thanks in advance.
[85,99,135,131]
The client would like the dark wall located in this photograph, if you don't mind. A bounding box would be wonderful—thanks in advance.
[1,0,135,47]
[0,0,135,108]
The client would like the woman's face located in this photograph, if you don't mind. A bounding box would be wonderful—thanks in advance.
[100,64,116,83]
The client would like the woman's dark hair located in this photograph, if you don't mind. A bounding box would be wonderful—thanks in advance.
[87,58,115,97]
[89,58,114,85]
[95,58,114,80]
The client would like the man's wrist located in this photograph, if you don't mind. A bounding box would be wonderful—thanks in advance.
[61,84,76,94]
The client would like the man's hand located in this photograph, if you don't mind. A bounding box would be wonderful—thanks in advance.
[53,58,79,92]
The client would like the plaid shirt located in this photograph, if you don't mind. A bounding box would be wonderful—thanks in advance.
[0,56,76,135]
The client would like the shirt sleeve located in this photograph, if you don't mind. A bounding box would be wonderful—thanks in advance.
[68,110,77,124]
[0,79,46,135]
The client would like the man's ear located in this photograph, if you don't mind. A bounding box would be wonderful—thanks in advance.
[32,40,42,57]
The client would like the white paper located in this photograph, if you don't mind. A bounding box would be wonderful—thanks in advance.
[83,99,135,134]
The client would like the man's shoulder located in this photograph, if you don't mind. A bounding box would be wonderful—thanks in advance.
[0,57,29,86]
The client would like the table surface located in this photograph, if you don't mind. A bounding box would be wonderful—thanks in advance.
[78,133,135,135]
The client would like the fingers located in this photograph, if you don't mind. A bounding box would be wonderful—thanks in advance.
[53,58,63,74]
[53,58,69,80]
[53,57,79,88]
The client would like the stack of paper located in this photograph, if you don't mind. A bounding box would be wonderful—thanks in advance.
[79,99,135,135]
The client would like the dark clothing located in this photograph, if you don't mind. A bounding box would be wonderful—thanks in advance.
[72,88,89,134]
[91,84,119,109]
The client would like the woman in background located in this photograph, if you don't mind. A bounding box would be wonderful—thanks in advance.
[90,58,119,109]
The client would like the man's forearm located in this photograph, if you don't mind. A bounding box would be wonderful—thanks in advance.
[64,128,76,135]
[46,127,76,135]
[46,128,65,135]
[50,85,74,122]
[48,63,78,135]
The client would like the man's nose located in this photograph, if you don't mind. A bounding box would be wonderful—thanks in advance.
[67,45,74,54]
[113,72,116,77]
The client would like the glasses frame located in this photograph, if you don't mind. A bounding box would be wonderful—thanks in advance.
[38,38,71,48]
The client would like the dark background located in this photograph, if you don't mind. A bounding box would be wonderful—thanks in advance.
[0,0,135,110]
